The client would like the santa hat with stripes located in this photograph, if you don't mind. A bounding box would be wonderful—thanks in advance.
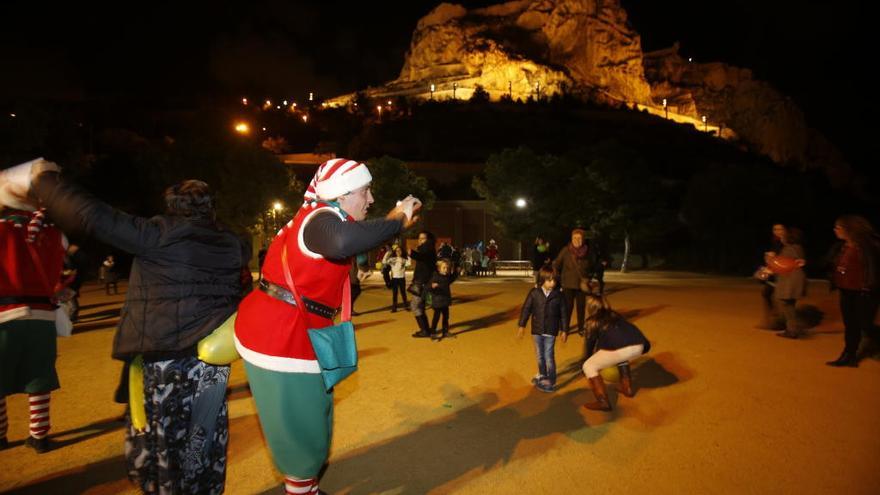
[304,158,372,202]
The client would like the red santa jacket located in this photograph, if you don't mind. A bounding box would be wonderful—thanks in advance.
[235,201,352,373]
[0,209,65,323]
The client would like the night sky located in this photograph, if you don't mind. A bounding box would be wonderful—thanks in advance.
[0,0,872,173]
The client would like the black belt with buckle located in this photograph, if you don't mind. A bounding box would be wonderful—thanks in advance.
[0,296,54,306]
[258,280,339,319]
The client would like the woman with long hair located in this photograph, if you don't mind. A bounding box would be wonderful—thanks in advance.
[581,294,651,411]
[826,215,880,367]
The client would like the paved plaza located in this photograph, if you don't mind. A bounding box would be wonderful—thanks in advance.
[1,271,878,494]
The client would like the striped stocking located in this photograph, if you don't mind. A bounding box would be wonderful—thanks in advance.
[0,396,7,439]
[284,476,319,494]
[28,393,50,439]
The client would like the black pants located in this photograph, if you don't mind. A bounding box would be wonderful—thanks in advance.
[563,288,586,333]
[391,278,408,309]
[839,289,880,354]
[431,307,450,333]
[590,268,606,295]
[351,283,361,313]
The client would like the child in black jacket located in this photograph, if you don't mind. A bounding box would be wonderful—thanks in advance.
[517,267,568,392]
[429,259,458,340]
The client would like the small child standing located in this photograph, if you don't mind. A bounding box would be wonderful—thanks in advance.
[429,259,457,340]
[517,267,568,392]
[384,246,411,312]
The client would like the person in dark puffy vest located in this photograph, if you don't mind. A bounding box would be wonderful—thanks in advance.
[31,159,250,494]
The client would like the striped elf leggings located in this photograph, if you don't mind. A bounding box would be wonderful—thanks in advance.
[0,392,51,440]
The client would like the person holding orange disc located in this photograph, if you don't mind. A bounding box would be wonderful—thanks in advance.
[765,227,807,339]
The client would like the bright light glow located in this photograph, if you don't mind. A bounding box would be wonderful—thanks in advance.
[262,127,267,131]
[273,202,283,211]
[302,115,308,123]
[283,100,288,106]
[9,113,16,118]
[276,105,281,109]
[387,100,392,106]
[309,92,314,101]
[377,105,382,113]
[234,122,250,134]
[701,115,707,123]
[688,57,693,63]
[241,97,248,105]
[662,98,667,107]
[430,84,435,92]
[265,99,271,107]
[515,198,527,208]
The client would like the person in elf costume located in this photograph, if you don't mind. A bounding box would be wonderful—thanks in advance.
[0,161,66,454]
[235,158,421,494]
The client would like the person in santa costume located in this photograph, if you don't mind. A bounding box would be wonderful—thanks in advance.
[0,164,66,454]
[235,157,421,495]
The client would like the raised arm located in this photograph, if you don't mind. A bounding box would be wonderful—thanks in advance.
[303,212,403,260]
[32,172,162,255]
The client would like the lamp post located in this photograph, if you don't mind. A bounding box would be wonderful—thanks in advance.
[514,198,527,260]
[242,97,248,106]
[430,84,435,100]
[508,81,512,99]
[309,92,314,102]
[662,98,668,119]
[702,115,707,132]
[234,122,250,134]
[453,82,458,99]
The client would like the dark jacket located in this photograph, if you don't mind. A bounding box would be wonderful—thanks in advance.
[410,242,437,284]
[35,174,249,361]
[429,271,457,308]
[531,243,551,271]
[518,287,568,337]
[586,317,651,356]
[552,247,590,290]
[587,237,611,274]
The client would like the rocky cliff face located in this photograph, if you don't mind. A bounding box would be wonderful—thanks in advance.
[327,0,848,183]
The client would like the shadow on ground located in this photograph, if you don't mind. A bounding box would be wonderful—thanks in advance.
[448,306,520,337]
[260,386,602,495]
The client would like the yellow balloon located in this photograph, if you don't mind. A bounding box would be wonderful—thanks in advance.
[599,365,620,382]
[128,355,147,431]
[197,312,240,365]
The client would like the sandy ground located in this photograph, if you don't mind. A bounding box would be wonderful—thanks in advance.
[1,271,878,494]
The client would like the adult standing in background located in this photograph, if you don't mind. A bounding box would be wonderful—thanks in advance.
[410,230,437,338]
[826,215,880,367]
[758,224,787,329]
[553,228,592,336]
[531,236,552,286]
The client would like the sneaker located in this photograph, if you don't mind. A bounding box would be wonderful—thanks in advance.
[536,381,555,393]
[25,435,51,453]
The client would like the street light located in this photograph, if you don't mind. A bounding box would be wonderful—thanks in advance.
[309,92,314,101]
[702,115,707,132]
[283,100,288,106]
[234,122,250,134]
[662,98,668,119]
[430,84,435,99]
[241,97,248,105]
[302,114,308,123]
[453,82,458,99]
[515,198,527,209]
[273,202,283,211]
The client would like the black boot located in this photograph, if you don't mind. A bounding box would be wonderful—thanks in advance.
[826,350,858,367]
[412,315,431,338]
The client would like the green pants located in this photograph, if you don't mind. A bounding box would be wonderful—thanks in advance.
[243,362,333,478]
[0,319,59,397]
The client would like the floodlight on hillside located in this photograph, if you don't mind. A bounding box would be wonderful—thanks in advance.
[662,98,668,119]
[430,84,435,99]
[515,198,527,209]
[702,115,707,132]
[234,122,250,134]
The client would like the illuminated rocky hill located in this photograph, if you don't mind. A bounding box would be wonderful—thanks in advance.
[326,0,849,184]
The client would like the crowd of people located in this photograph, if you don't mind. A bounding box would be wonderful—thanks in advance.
[2,156,879,494]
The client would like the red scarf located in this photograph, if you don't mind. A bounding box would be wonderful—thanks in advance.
[568,243,588,259]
